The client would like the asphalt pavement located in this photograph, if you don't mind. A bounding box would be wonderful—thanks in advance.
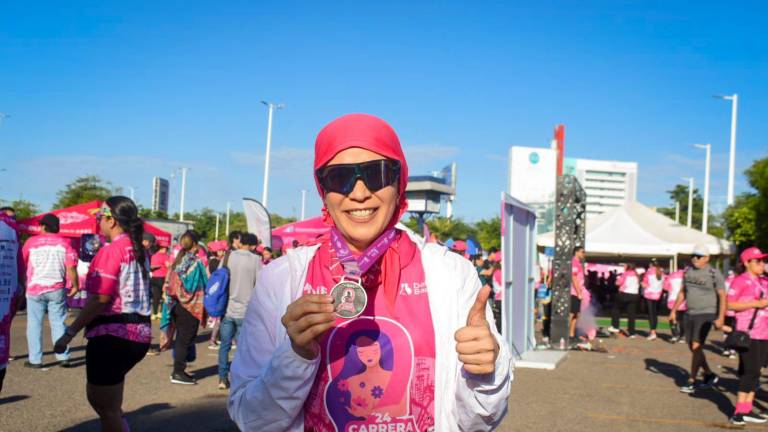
[1,312,762,431]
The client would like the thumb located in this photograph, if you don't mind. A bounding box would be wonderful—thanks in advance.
[467,285,491,326]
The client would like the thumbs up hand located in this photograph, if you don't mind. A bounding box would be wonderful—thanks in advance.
[455,286,499,375]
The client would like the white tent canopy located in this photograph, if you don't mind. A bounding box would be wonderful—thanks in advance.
[537,201,733,257]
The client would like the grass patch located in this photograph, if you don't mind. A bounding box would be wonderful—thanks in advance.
[595,318,671,330]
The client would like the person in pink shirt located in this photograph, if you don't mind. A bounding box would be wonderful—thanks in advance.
[22,213,78,368]
[725,247,768,426]
[570,246,586,340]
[149,241,170,320]
[665,269,687,343]
[609,263,640,337]
[642,262,665,341]
[54,196,151,432]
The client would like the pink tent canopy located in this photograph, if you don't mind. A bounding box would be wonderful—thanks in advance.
[271,216,329,251]
[18,200,172,244]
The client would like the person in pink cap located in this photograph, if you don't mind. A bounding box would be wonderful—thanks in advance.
[726,247,768,426]
[228,114,511,431]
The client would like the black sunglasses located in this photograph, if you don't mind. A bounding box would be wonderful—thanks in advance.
[316,159,401,196]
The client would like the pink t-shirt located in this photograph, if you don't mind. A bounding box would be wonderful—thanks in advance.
[302,239,436,432]
[617,270,640,295]
[0,216,23,368]
[22,233,77,296]
[85,234,151,343]
[642,271,664,300]
[150,251,169,278]
[725,273,737,317]
[665,270,687,311]
[571,257,584,296]
[727,273,768,340]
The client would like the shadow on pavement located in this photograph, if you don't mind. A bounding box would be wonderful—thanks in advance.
[645,357,736,418]
[0,394,30,405]
[62,400,237,432]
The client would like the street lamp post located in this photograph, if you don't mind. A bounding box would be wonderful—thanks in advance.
[261,101,285,208]
[714,94,738,206]
[693,144,711,233]
[179,167,188,221]
[681,177,694,228]
[300,190,306,221]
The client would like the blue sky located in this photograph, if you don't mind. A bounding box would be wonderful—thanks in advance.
[1,1,766,221]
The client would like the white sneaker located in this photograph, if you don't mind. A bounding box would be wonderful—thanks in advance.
[647,333,657,341]
[607,326,620,333]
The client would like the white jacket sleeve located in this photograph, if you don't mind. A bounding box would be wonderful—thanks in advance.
[228,258,320,431]
[454,261,513,431]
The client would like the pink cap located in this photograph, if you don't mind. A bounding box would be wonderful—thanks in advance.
[741,247,768,264]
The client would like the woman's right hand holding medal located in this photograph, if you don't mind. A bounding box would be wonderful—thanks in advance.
[281,294,336,360]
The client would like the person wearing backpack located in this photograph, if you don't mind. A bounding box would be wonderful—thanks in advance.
[217,233,263,390]
[669,244,726,394]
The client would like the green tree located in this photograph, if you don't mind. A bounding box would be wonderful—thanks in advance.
[658,184,704,228]
[723,157,768,250]
[425,216,476,242]
[475,216,501,251]
[271,214,297,229]
[54,175,115,209]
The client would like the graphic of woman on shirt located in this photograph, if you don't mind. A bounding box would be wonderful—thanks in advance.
[326,328,408,430]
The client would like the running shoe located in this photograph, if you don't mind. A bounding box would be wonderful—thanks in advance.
[218,377,230,390]
[628,334,637,339]
[743,413,768,424]
[647,333,657,341]
[679,382,695,393]
[702,372,720,388]
[208,344,219,350]
[607,326,620,333]
[730,414,745,426]
[23,361,42,369]
[170,372,197,385]
[669,336,679,343]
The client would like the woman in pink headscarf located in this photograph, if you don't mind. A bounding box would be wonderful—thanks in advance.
[228,114,512,431]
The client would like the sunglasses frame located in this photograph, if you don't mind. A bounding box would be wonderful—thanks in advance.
[316,159,401,196]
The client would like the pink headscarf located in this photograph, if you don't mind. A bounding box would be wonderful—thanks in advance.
[311,114,417,310]
[314,113,409,225]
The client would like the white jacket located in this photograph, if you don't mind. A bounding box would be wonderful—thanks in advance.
[228,241,512,431]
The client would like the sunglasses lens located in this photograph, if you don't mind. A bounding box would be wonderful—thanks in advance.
[361,160,398,192]
[320,165,357,195]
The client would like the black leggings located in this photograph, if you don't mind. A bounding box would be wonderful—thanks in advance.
[738,339,768,393]
[150,277,165,315]
[171,304,200,375]
[0,366,5,393]
[671,311,686,339]
[611,293,639,334]
[646,298,659,331]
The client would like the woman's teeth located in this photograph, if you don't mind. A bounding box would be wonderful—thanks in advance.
[348,209,375,217]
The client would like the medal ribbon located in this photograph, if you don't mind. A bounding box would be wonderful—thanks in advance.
[330,227,397,279]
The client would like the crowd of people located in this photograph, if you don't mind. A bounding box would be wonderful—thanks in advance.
[532,241,768,426]
[0,114,512,431]
[1,113,765,431]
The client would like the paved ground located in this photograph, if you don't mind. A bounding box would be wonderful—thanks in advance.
[1,312,765,431]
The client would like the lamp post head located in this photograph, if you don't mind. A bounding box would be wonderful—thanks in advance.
[692,143,710,150]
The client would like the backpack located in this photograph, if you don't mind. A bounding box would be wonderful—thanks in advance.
[204,251,231,317]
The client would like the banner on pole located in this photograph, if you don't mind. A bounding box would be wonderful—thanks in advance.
[242,198,272,248]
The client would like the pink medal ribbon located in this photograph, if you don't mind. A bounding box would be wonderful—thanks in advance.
[329,227,397,318]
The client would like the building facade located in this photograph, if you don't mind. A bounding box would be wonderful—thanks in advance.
[508,146,637,233]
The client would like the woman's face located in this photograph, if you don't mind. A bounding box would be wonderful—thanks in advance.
[747,259,766,276]
[181,236,194,250]
[323,148,399,252]
[355,336,381,367]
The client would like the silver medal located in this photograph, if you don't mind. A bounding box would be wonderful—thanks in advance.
[330,278,368,319]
